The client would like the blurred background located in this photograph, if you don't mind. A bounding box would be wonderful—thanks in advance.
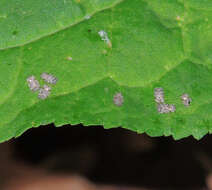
[0,124,212,190]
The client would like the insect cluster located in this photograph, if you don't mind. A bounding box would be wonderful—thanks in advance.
[112,88,191,113]
[154,88,176,114]
[154,88,191,114]
[27,73,57,100]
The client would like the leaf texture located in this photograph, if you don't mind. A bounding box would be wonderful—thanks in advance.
[0,0,212,142]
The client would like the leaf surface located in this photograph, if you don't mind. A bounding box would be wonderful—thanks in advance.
[1,0,212,142]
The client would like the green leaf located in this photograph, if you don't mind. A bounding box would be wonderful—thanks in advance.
[1,0,212,142]
[0,0,122,49]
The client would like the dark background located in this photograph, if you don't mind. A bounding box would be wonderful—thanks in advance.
[2,124,212,189]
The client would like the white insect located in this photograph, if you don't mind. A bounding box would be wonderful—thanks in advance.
[38,85,51,100]
[98,30,112,48]
[27,76,40,92]
[154,88,164,103]
[113,92,124,107]
[67,56,73,61]
[157,103,176,114]
[41,73,57,84]
[85,15,91,20]
[181,93,192,107]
